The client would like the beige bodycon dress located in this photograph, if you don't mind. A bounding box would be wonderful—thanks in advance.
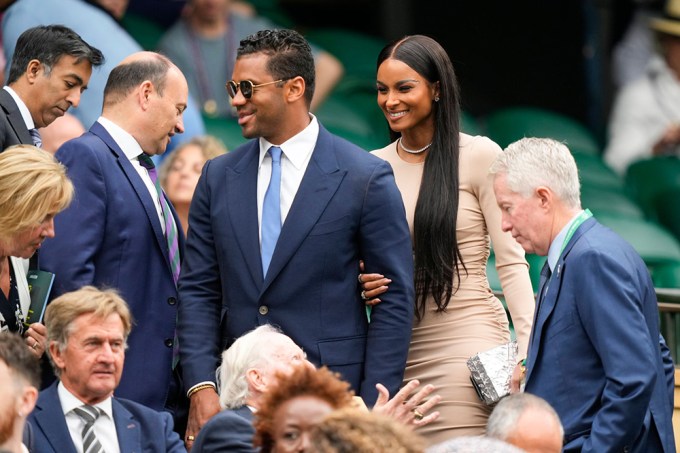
[373,134,535,446]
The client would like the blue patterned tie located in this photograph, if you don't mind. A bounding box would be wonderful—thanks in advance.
[261,146,282,276]
[138,154,181,283]
[138,153,182,368]
[29,128,42,148]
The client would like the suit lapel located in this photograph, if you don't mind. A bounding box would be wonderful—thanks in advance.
[261,128,346,293]
[0,89,33,145]
[226,142,263,285]
[112,398,141,453]
[89,123,172,274]
[525,218,598,384]
[33,384,78,453]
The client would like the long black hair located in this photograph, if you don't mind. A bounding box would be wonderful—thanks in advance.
[377,35,464,320]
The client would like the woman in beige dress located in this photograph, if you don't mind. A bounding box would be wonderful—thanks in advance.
[362,35,535,446]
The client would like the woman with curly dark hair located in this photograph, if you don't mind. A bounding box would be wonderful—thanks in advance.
[253,365,353,453]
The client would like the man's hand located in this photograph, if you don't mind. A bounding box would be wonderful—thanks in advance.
[372,379,441,427]
[185,387,220,450]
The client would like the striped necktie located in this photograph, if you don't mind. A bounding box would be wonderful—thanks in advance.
[138,153,181,283]
[261,146,282,276]
[28,128,42,148]
[73,405,104,453]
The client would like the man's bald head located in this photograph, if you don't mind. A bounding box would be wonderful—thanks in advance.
[103,51,175,107]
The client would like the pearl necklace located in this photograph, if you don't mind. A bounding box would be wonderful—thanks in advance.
[398,137,432,154]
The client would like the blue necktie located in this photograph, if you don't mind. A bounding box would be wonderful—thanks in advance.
[261,146,282,276]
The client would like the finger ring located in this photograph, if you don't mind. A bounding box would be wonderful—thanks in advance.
[413,409,424,421]
[358,274,363,284]
[360,290,368,301]
[187,435,195,441]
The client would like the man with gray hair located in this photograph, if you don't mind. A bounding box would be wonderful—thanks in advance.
[486,393,563,453]
[27,286,185,452]
[191,325,440,452]
[490,137,675,452]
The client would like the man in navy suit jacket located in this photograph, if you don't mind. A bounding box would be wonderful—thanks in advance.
[40,52,188,414]
[28,286,185,453]
[491,137,675,452]
[178,29,414,445]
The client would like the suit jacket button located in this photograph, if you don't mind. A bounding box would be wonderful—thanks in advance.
[167,297,177,305]
[259,305,269,315]
[164,339,173,348]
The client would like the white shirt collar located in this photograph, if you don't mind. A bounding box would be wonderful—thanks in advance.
[547,210,585,272]
[3,86,35,129]
[258,113,319,169]
[97,116,145,162]
[57,381,114,420]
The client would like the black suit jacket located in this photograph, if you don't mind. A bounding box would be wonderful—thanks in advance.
[0,88,32,152]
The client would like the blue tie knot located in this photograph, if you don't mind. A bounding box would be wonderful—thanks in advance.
[269,146,282,163]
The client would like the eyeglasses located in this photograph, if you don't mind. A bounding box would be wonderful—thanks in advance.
[225,79,288,99]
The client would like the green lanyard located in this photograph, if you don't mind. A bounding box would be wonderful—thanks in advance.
[558,209,593,257]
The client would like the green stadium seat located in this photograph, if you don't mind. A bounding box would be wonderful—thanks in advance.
[202,116,248,150]
[625,157,680,219]
[121,12,165,51]
[596,213,680,267]
[653,187,680,243]
[580,185,644,220]
[461,111,484,136]
[304,28,386,94]
[485,106,601,155]
[573,153,625,191]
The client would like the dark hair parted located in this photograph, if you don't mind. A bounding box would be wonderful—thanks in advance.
[377,35,464,320]
[237,29,315,106]
[253,365,354,453]
[103,53,172,106]
[7,25,104,84]
[0,332,41,389]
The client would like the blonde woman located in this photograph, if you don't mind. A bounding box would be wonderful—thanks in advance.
[0,145,73,357]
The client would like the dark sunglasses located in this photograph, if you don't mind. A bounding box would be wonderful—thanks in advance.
[225,79,290,99]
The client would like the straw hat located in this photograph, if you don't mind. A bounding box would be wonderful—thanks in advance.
[651,0,680,37]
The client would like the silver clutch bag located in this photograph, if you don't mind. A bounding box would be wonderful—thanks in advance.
[466,340,518,405]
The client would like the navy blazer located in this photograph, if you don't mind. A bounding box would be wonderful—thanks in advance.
[40,122,185,411]
[178,126,414,404]
[525,218,675,452]
[28,383,186,453]
[0,88,32,152]
[192,406,256,453]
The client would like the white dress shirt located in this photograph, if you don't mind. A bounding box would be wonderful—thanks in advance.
[3,85,35,130]
[256,114,319,243]
[97,116,165,233]
[58,382,120,453]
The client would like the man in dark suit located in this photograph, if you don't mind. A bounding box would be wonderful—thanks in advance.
[28,286,186,453]
[40,52,188,414]
[491,137,675,452]
[0,25,103,152]
[178,28,414,447]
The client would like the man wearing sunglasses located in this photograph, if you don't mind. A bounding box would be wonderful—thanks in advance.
[177,28,414,448]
